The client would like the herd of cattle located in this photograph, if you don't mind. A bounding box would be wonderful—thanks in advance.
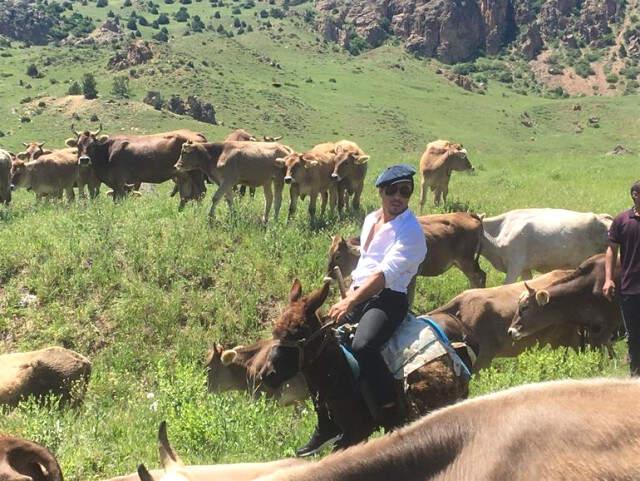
[0,126,472,222]
[0,125,634,479]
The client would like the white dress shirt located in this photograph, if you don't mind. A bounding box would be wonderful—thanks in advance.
[351,208,428,294]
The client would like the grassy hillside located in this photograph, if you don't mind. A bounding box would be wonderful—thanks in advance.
[0,1,638,479]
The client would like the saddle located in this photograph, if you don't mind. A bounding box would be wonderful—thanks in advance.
[336,314,472,388]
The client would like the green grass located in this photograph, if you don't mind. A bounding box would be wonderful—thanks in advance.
[0,1,638,479]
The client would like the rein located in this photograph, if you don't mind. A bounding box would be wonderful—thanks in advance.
[273,315,339,372]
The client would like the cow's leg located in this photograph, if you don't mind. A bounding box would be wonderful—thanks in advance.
[433,187,442,206]
[328,184,337,216]
[353,185,363,210]
[288,185,299,221]
[504,263,525,284]
[442,184,450,204]
[336,184,345,215]
[262,182,273,224]
[208,180,234,221]
[309,191,318,220]
[273,178,284,220]
[65,186,75,202]
[456,259,487,288]
[319,191,328,217]
[419,177,427,214]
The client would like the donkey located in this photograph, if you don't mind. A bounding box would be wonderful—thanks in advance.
[260,279,473,449]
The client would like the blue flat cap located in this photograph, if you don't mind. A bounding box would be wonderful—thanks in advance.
[375,163,416,188]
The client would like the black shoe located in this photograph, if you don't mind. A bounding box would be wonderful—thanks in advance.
[295,426,343,457]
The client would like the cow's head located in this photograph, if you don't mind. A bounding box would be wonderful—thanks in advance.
[326,234,361,279]
[0,437,63,481]
[507,283,551,340]
[16,141,49,161]
[65,124,108,166]
[10,160,27,188]
[174,141,203,172]
[447,143,473,172]
[331,146,369,182]
[263,279,331,389]
[274,152,318,185]
[137,422,192,481]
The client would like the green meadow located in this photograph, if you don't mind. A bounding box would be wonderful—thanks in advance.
[0,0,638,478]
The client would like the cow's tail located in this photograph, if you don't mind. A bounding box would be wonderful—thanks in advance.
[470,212,485,264]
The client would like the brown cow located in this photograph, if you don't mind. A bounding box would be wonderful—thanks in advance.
[508,254,622,349]
[17,143,100,199]
[276,149,337,220]
[206,342,309,405]
[329,140,368,213]
[419,140,473,212]
[328,212,486,305]
[65,126,206,206]
[128,422,304,481]
[251,378,640,481]
[224,129,283,143]
[11,148,79,201]
[0,347,91,406]
[0,436,63,481]
[174,141,291,223]
[0,149,12,205]
[427,270,587,371]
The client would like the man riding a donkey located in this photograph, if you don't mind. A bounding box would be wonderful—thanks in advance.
[265,165,461,455]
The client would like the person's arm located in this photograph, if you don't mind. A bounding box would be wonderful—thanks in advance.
[328,271,385,323]
[603,243,618,301]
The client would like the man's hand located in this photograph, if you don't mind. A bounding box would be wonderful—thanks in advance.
[328,297,355,323]
[603,279,616,301]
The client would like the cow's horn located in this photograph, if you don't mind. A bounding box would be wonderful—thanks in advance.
[524,282,535,295]
[137,464,155,481]
[71,123,81,137]
[91,123,103,136]
[38,142,46,148]
[22,142,28,147]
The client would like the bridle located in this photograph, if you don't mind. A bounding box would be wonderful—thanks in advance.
[271,314,338,373]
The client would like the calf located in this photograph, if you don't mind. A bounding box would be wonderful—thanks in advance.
[329,140,368,212]
[419,140,473,211]
[328,212,486,305]
[11,149,79,201]
[206,342,309,405]
[276,149,337,220]
[508,254,622,349]
[0,150,12,205]
[175,141,292,223]
[481,208,613,283]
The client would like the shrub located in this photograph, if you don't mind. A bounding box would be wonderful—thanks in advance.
[67,80,82,95]
[584,51,601,62]
[574,60,594,78]
[143,90,164,109]
[138,15,149,26]
[606,73,619,83]
[180,0,192,4]
[82,73,98,99]
[124,0,132,5]
[232,7,241,13]
[216,24,225,33]
[620,65,639,79]
[111,75,130,98]
[107,9,115,17]
[157,13,170,24]
[270,7,284,18]
[175,7,190,21]
[153,27,169,41]
[191,15,205,31]
[233,17,241,27]
[152,20,159,28]
[452,63,476,75]
[497,71,513,83]
[96,0,108,6]
[164,0,175,4]
[127,17,138,29]
[303,9,315,23]
[214,11,221,18]
[259,9,269,18]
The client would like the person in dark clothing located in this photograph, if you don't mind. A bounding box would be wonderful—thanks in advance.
[604,180,640,376]
[295,164,427,457]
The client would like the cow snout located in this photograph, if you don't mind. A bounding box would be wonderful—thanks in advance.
[507,327,522,340]
[284,176,293,184]
[78,156,91,166]
[10,184,14,191]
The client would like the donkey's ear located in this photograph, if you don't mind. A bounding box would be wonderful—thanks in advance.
[306,281,331,314]
[289,279,303,303]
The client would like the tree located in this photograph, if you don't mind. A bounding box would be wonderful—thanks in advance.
[213,11,221,18]
[127,17,138,29]
[191,15,205,31]
[174,7,189,21]
[123,0,132,5]
[67,80,82,95]
[111,76,130,98]
[82,73,98,99]
[153,27,169,41]
[96,0,108,6]
[26,64,40,78]
[157,12,169,24]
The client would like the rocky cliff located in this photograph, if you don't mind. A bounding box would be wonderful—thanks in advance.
[314,0,628,63]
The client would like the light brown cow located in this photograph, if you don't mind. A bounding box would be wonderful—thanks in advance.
[427,270,587,371]
[130,422,304,481]
[0,435,63,481]
[174,141,292,222]
[206,342,309,406]
[329,140,368,212]
[223,129,283,143]
[0,347,91,406]
[328,212,486,305]
[508,254,622,349]
[0,149,12,205]
[419,140,473,212]
[11,148,80,201]
[253,378,640,481]
[276,148,337,220]
[18,143,101,199]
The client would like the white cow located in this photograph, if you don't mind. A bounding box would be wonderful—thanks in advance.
[480,208,613,284]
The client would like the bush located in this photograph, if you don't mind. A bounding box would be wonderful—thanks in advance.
[190,15,205,31]
[67,80,82,95]
[107,9,115,17]
[214,11,221,18]
[96,0,108,6]
[452,63,477,75]
[606,73,619,83]
[82,73,98,99]
[26,64,40,78]
[143,90,164,109]
[346,29,369,55]
[124,0,132,5]
[584,51,601,62]
[127,17,138,29]
[152,20,159,28]
[153,27,169,41]
[138,16,149,26]
[620,65,639,79]
[303,9,315,23]
[233,17,241,27]
[157,13,170,24]
[175,7,190,21]
[232,7,241,13]
[111,76,130,98]
[574,61,595,78]
[270,7,284,18]
[259,9,268,18]
[164,0,175,4]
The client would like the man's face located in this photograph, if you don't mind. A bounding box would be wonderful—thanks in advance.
[379,180,413,216]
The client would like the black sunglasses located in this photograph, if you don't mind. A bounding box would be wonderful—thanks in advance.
[383,183,413,198]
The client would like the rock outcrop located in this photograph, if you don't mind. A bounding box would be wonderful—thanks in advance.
[107,40,154,71]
